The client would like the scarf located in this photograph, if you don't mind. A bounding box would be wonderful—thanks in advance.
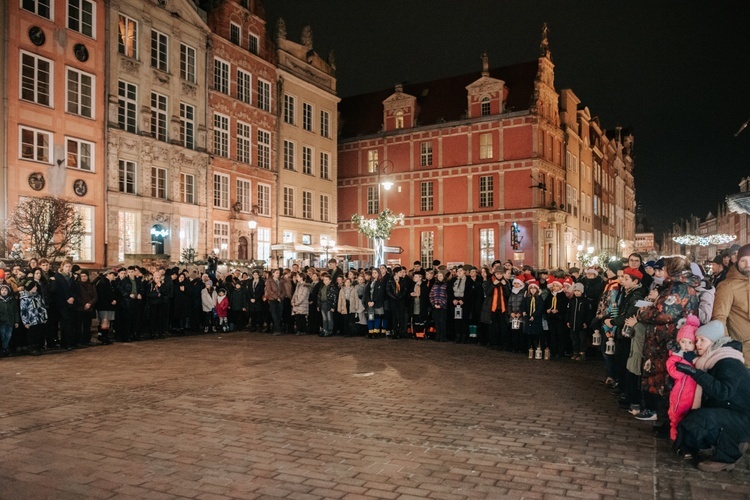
[453,277,465,297]
[692,341,746,409]
[491,282,505,313]
[529,295,536,315]
[511,286,523,295]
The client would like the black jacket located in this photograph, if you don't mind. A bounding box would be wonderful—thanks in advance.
[694,341,750,417]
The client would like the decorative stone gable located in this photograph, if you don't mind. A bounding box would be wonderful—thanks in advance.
[531,23,560,126]
[466,76,505,118]
[382,83,416,131]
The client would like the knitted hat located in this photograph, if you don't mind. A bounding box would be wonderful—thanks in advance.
[695,320,726,343]
[677,315,700,343]
[623,267,643,280]
[644,261,656,269]
[572,282,585,294]
[712,255,724,265]
[738,244,750,261]
[652,258,665,270]
[730,244,742,255]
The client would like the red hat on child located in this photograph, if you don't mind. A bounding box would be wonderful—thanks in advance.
[623,267,643,280]
[677,315,700,343]
[526,279,540,289]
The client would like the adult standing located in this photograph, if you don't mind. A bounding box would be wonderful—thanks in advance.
[675,320,750,472]
[265,269,284,335]
[49,260,78,350]
[712,243,750,367]
[627,253,653,290]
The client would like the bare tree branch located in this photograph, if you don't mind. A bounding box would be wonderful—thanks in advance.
[7,197,85,262]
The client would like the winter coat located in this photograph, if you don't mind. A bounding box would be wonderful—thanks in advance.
[386,277,408,303]
[712,266,750,367]
[229,285,248,311]
[579,275,605,305]
[666,351,698,441]
[523,294,545,336]
[697,285,715,326]
[545,291,568,322]
[279,275,293,300]
[638,272,700,397]
[567,295,593,331]
[337,285,364,315]
[247,278,265,312]
[264,278,282,302]
[95,279,118,312]
[595,279,620,319]
[408,280,430,319]
[610,284,647,333]
[429,280,448,309]
[172,280,192,319]
[291,283,310,316]
[74,280,98,314]
[0,293,20,326]
[201,288,217,312]
[50,271,78,316]
[692,342,750,416]
[364,279,386,311]
[147,281,168,305]
[20,289,48,327]
[214,294,229,318]
[318,283,338,308]
[507,288,526,316]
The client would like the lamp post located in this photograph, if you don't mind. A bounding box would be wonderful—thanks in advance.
[248,220,257,263]
[373,159,394,211]
[322,237,336,264]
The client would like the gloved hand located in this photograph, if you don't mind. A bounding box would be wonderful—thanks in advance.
[675,362,699,377]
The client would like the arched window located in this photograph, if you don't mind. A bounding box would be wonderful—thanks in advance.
[238,236,248,260]
[480,97,491,116]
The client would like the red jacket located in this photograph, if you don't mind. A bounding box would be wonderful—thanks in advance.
[215,295,229,318]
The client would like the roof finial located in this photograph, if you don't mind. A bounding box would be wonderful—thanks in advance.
[481,49,489,77]
[540,22,550,58]
[301,25,313,50]
[276,18,287,41]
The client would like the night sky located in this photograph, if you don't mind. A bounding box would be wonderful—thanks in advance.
[264,1,750,238]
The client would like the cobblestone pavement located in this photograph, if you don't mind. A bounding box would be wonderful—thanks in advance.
[1,333,749,500]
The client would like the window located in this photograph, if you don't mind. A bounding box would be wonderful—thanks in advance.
[20,126,52,163]
[367,150,379,173]
[179,217,199,258]
[237,122,251,163]
[180,102,194,149]
[320,195,330,222]
[395,110,404,129]
[118,159,136,194]
[257,183,270,216]
[257,227,271,262]
[257,129,270,169]
[481,97,490,116]
[420,181,434,211]
[573,155,578,173]
[118,211,138,261]
[118,80,137,133]
[302,191,312,219]
[283,94,295,124]
[237,179,251,213]
[69,204,94,261]
[420,231,434,269]
[479,133,493,159]
[213,58,229,94]
[213,113,229,157]
[283,186,295,216]
[180,173,195,204]
[566,184,572,213]
[248,33,259,55]
[594,195,599,216]
[23,0,51,18]
[257,79,271,112]
[230,23,241,45]
[20,51,52,106]
[367,186,379,214]
[151,29,168,71]
[303,102,313,131]
[150,92,168,141]
[213,173,229,209]
[420,142,433,167]
[237,69,252,103]
[151,167,167,199]
[479,175,494,207]
[68,0,95,37]
[479,228,495,266]
[572,187,578,217]
[66,137,93,171]
[66,67,94,118]
[283,140,295,170]
[320,110,330,138]
[566,151,571,170]
[302,146,313,175]
[118,14,138,58]
[320,151,330,180]
[180,44,196,83]
[213,222,229,259]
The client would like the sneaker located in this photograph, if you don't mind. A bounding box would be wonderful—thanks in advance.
[628,404,642,415]
[697,460,736,472]
[634,409,658,421]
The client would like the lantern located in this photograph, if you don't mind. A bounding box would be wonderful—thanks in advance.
[535,346,543,359]
[592,329,602,346]
[605,338,616,355]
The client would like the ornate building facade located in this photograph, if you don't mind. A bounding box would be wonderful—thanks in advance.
[336,27,636,269]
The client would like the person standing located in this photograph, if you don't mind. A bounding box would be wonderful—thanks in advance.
[711,243,750,367]
[265,269,284,335]
[49,260,78,350]
[74,270,97,346]
[429,269,449,342]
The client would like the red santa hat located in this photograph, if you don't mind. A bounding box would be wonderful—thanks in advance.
[526,279,540,290]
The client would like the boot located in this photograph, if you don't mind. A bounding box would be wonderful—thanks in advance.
[544,347,551,360]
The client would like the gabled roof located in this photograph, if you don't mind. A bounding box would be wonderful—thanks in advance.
[339,59,540,139]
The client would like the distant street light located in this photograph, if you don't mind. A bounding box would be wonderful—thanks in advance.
[373,159,394,210]
[248,220,257,262]
[322,237,336,262]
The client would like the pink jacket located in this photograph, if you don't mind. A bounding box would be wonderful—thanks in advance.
[666,353,697,441]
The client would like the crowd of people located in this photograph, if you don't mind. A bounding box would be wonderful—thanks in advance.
[0,245,749,472]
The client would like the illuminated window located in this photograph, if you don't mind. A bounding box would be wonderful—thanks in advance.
[237,122,251,164]
[479,133,493,159]
[420,181,434,211]
[480,97,490,116]
[66,137,93,171]
[479,176,493,207]
[420,232,434,268]
[420,142,433,167]
[480,228,495,266]
[20,126,51,163]
[118,14,138,58]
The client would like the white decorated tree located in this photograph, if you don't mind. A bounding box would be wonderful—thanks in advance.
[351,209,404,267]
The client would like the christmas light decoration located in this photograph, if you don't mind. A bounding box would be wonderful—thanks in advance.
[672,234,736,246]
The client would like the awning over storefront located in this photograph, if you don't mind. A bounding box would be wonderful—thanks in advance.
[270,243,316,252]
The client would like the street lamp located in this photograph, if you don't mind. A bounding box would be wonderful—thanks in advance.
[248,220,257,263]
[373,159,394,211]
[322,237,336,263]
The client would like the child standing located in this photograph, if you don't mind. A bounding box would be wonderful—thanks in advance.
[201,281,217,332]
[215,288,229,332]
[666,314,699,443]
[523,280,545,358]
[0,284,20,356]
[567,283,593,361]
